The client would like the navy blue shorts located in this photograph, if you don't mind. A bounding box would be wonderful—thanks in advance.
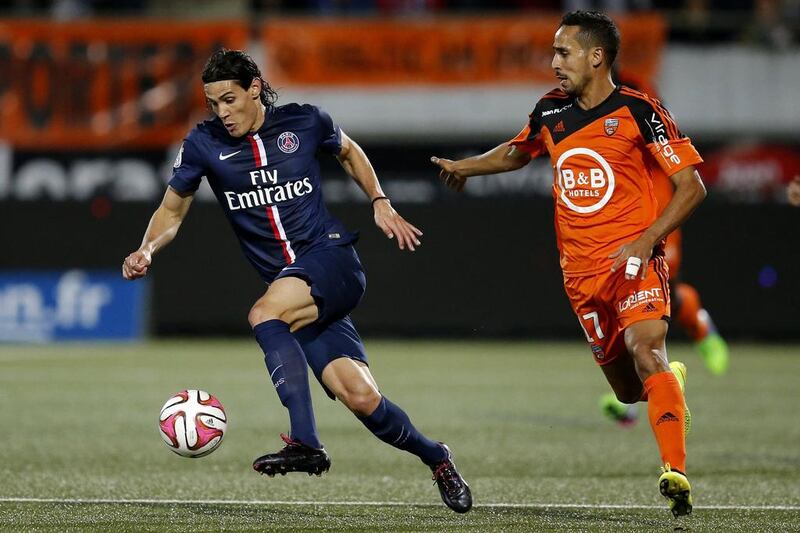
[274,245,368,399]
[274,245,366,325]
[293,315,368,399]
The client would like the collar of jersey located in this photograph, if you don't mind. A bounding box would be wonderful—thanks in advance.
[571,85,621,117]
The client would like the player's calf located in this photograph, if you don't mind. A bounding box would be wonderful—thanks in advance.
[254,319,322,449]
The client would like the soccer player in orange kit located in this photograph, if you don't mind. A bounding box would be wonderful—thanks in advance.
[596,73,728,426]
[431,11,705,517]
[600,167,728,426]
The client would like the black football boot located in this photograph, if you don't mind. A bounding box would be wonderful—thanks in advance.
[430,444,472,513]
[252,434,331,477]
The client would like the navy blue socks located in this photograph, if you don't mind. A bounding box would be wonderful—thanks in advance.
[254,319,444,464]
[359,397,447,466]
[253,319,322,449]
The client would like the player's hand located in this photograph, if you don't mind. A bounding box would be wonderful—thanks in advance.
[122,249,152,280]
[608,235,654,280]
[788,175,800,207]
[431,156,467,192]
[373,199,423,252]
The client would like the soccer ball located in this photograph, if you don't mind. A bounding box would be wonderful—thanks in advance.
[158,389,227,458]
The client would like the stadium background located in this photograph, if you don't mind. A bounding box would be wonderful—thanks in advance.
[2,2,800,531]
[2,1,799,343]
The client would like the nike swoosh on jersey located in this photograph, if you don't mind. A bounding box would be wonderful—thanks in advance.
[219,150,242,161]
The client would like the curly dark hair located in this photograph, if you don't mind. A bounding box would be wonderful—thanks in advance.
[201,49,278,109]
[560,11,621,67]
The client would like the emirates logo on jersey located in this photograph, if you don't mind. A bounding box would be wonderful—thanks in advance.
[223,169,315,211]
[604,118,619,136]
[555,148,616,214]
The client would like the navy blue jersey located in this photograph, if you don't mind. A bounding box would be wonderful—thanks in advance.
[169,104,358,282]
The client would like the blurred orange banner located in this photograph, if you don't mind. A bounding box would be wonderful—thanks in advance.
[262,14,665,86]
[0,20,248,149]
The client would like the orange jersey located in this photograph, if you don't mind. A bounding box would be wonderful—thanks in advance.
[509,86,702,276]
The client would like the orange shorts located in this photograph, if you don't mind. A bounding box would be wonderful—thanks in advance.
[563,255,671,365]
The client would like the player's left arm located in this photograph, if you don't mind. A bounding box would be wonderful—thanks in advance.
[336,131,422,252]
[610,166,706,279]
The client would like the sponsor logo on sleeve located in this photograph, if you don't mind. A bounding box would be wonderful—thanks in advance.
[649,113,681,166]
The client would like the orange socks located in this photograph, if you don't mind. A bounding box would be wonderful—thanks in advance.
[675,282,710,342]
[644,371,686,472]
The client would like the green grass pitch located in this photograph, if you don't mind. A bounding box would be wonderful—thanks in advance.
[1,340,798,531]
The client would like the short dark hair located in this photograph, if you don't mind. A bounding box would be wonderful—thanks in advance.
[202,49,278,109]
[560,11,620,67]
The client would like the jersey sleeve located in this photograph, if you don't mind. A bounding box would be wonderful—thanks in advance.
[167,133,206,194]
[631,97,703,176]
[508,103,546,158]
[312,105,343,155]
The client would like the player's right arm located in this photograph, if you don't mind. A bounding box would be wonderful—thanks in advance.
[122,187,194,280]
[431,104,544,192]
[430,144,531,192]
[123,134,205,280]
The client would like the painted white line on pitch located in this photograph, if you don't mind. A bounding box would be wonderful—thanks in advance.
[0,350,129,364]
[0,498,798,511]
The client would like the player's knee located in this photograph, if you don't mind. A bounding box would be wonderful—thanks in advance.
[248,300,286,328]
[627,335,669,375]
[339,385,381,417]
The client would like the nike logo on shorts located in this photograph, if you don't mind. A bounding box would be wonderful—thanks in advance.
[219,150,242,161]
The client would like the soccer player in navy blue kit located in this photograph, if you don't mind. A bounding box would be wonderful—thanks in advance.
[122,49,471,513]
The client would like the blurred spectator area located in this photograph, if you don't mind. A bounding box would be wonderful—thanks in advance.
[0,1,797,340]
[0,1,796,47]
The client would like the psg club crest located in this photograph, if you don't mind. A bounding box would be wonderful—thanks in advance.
[277,131,300,154]
[604,118,619,136]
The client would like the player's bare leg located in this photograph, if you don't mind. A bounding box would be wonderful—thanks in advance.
[600,343,646,404]
[624,319,692,516]
[599,347,642,426]
[320,357,381,416]
[249,276,331,476]
[321,358,472,513]
[249,276,319,332]
[599,337,690,432]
